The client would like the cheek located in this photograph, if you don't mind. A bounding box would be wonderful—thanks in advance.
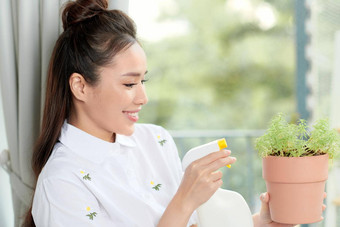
[95,95,120,114]
[93,91,129,114]
[88,84,134,116]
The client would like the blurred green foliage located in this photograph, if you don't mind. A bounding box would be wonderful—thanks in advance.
[139,0,296,130]
[136,0,298,212]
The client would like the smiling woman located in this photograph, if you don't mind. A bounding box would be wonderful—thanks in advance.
[21,0,209,226]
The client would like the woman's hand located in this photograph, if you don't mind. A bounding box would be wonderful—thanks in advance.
[177,149,236,212]
[254,192,296,227]
[253,192,327,227]
[158,149,236,227]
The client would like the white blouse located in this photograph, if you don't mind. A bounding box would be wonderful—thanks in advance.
[32,122,197,226]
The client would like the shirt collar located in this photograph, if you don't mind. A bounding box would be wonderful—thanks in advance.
[58,121,136,164]
[116,133,137,148]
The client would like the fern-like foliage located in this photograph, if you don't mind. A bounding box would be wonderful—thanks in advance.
[306,119,339,159]
[255,113,340,158]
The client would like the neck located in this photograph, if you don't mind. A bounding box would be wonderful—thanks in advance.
[68,112,116,143]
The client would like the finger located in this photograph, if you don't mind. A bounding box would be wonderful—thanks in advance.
[260,192,269,203]
[206,156,237,173]
[210,170,223,182]
[322,204,326,211]
[260,194,298,227]
[212,179,223,189]
[194,149,231,166]
[259,192,272,224]
[323,192,327,199]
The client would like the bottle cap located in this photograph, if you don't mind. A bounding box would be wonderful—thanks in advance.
[217,138,228,150]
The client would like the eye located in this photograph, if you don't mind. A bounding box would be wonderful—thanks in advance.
[124,83,137,88]
[124,79,148,88]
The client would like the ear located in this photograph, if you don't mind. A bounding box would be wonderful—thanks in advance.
[69,73,88,101]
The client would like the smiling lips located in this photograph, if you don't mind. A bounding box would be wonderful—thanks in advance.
[123,110,140,122]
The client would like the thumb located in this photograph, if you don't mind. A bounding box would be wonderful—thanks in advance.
[260,192,272,224]
[260,192,269,204]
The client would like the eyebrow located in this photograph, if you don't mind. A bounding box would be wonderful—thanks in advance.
[121,70,148,77]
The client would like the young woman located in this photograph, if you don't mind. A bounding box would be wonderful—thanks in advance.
[23,0,305,226]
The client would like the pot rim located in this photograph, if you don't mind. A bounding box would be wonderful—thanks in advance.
[262,153,329,159]
[262,153,329,183]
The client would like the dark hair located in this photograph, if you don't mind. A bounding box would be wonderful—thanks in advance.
[23,0,137,226]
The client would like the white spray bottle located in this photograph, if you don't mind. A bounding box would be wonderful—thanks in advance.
[182,138,253,227]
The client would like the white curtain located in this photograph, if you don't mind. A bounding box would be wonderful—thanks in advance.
[325,30,340,227]
[0,0,129,226]
[330,31,340,129]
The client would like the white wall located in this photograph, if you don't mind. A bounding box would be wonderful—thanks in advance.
[0,88,14,227]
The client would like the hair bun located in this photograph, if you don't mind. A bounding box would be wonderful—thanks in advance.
[62,0,108,30]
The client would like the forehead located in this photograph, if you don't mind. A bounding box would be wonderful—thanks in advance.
[107,42,147,73]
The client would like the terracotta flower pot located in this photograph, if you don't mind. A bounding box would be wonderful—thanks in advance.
[262,154,328,224]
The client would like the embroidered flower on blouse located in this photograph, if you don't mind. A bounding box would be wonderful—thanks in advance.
[80,170,91,181]
[83,173,91,181]
[151,181,162,191]
[86,206,97,220]
[157,135,167,146]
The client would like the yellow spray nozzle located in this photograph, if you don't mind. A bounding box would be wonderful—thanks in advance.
[217,139,231,168]
[217,138,227,150]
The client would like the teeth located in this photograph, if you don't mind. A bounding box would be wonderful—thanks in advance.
[127,112,138,117]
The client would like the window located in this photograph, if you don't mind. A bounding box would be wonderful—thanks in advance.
[129,0,295,212]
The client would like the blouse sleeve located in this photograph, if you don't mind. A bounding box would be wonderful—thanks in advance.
[32,177,113,227]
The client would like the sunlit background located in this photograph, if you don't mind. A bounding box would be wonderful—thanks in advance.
[128,0,340,226]
[129,0,295,213]
[130,0,295,130]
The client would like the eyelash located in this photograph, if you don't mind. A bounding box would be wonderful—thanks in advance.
[124,79,149,88]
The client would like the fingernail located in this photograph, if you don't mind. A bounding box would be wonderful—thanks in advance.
[222,149,230,155]
[260,193,265,200]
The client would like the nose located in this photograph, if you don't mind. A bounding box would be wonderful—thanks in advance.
[135,84,148,106]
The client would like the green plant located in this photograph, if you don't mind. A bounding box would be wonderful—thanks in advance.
[255,113,340,159]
